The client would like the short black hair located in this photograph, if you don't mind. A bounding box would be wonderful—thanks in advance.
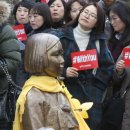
[13,0,35,16]
[48,0,66,15]
[29,2,52,30]
[48,0,66,8]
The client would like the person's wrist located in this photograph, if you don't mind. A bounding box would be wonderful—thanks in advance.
[117,70,124,75]
[117,69,125,78]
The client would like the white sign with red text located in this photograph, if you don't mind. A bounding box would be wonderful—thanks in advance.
[123,48,130,67]
[12,24,27,41]
[71,49,98,71]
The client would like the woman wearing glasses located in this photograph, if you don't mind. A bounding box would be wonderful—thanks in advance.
[51,3,114,130]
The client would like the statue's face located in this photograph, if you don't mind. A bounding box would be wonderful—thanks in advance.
[45,41,64,77]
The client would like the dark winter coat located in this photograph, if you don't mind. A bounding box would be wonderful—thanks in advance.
[108,32,130,62]
[14,22,32,87]
[112,46,130,130]
[54,27,114,103]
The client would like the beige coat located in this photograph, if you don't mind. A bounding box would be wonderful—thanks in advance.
[22,88,78,130]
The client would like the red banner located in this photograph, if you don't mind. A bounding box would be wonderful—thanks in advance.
[123,48,130,67]
[12,24,27,41]
[71,49,98,71]
[41,0,48,3]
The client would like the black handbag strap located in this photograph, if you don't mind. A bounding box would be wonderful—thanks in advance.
[120,81,130,98]
[0,59,21,90]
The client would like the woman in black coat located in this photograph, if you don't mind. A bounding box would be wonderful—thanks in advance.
[51,3,114,130]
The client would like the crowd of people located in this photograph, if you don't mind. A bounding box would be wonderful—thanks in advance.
[0,0,130,130]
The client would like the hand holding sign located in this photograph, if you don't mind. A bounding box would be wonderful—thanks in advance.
[71,49,99,71]
[66,67,79,77]
[115,60,125,74]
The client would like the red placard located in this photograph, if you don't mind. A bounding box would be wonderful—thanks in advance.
[12,24,27,41]
[123,48,130,67]
[41,0,48,3]
[71,49,99,71]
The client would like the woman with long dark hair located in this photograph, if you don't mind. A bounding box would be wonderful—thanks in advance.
[108,0,130,62]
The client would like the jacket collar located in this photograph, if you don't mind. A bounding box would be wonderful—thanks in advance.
[62,27,107,41]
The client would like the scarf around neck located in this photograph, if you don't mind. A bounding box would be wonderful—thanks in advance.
[13,76,91,130]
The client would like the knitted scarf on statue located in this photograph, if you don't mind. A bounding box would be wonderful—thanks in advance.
[13,76,91,130]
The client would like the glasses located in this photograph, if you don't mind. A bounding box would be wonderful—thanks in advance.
[81,10,97,20]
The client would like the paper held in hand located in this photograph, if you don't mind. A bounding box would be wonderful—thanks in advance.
[71,49,99,71]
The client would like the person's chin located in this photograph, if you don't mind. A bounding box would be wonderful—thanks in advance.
[33,27,38,30]
[19,20,27,24]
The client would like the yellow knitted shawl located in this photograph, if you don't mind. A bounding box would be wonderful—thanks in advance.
[13,76,90,130]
